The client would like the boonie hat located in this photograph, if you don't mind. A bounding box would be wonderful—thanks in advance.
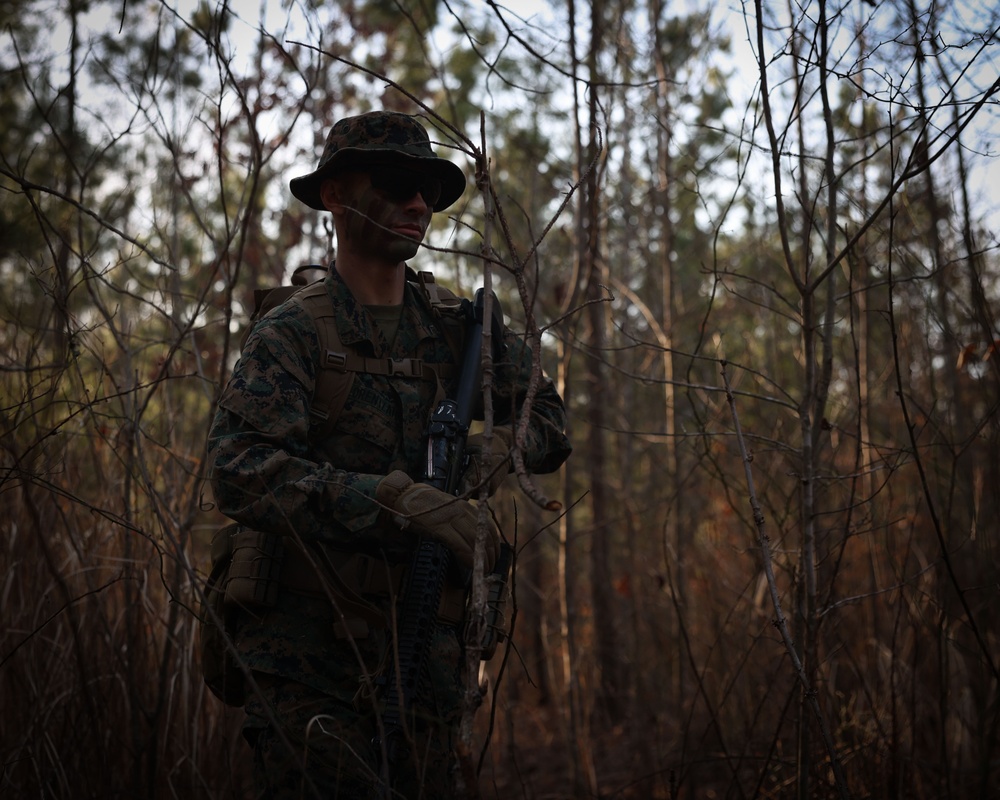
[289,111,466,212]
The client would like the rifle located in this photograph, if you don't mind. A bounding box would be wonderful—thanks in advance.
[374,287,511,790]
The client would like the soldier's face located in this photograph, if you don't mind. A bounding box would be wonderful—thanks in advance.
[333,165,436,264]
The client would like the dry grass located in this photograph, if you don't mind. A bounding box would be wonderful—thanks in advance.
[3,378,997,800]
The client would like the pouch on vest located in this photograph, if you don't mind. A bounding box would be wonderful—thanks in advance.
[199,523,247,707]
[224,527,286,609]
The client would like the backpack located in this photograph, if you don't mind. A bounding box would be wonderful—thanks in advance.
[199,266,472,706]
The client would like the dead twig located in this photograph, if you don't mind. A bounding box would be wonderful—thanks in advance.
[719,358,851,800]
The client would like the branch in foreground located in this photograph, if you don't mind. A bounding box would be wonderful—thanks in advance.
[719,359,852,800]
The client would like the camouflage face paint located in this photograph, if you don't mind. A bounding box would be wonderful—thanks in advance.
[334,171,432,265]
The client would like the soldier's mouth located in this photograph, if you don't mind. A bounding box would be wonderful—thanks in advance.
[393,224,424,239]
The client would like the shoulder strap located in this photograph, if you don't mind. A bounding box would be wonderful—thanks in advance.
[414,269,463,310]
[412,270,469,364]
[294,283,355,439]
[293,279,464,441]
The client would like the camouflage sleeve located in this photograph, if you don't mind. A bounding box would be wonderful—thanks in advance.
[207,307,385,543]
[493,329,572,475]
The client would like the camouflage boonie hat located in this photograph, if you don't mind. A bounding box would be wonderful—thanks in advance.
[289,111,466,212]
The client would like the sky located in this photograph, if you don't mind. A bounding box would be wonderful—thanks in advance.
[42,0,1000,244]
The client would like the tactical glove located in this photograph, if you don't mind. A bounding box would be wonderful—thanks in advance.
[376,471,500,571]
[460,426,514,498]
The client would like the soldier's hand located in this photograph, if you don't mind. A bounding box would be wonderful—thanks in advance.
[376,471,500,571]
[459,426,514,498]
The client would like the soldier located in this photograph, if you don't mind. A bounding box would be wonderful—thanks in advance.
[207,110,571,798]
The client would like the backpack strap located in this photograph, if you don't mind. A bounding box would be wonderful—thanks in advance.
[413,270,464,312]
[293,280,463,441]
[413,270,471,363]
[245,271,473,441]
[293,282,358,439]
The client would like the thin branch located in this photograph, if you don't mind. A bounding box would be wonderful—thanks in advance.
[720,358,852,800]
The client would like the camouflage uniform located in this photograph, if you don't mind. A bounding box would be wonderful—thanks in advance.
[208,263,571,798]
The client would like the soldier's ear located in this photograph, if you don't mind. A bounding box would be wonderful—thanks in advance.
[319,177,343,213]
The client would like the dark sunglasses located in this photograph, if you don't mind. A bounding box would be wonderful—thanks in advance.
[368,165,442,207]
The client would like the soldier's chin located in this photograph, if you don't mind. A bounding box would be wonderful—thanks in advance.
[388,237,421,262]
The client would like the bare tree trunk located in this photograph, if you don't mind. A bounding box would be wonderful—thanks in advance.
[784,11,817,795]
[648,0,682,714]
[556,336,594,795]
[521,521,554,706]
[50,0,82,375]
[766,0,844,794]
[568,0,620,736]
[561,2,597,791]
[907,11,955,794]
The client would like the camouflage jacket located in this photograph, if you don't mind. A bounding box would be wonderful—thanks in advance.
[208,266,571,559]
[207,266,570,696]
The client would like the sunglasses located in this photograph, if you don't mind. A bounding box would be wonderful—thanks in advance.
[367,165,442,207]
